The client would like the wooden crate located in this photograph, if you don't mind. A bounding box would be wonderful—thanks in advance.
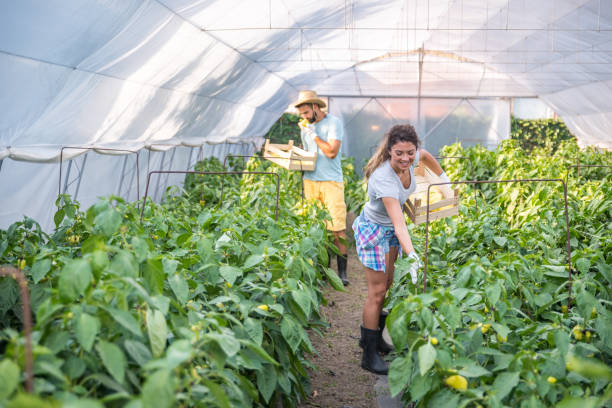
[403,164,459,224]
[263,139,317,171]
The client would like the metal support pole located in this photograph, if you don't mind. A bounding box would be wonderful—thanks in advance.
[62,160,73,196]
[118,155,128,197]
[154,151,167,203]
[73,154,88,202]
[58,147,140,208]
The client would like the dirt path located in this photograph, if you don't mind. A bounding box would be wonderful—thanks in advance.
[299,215,381,408]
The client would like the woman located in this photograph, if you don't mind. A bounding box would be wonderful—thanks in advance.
[353,124,452,375]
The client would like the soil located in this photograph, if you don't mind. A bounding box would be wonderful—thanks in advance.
[298,213,382,408]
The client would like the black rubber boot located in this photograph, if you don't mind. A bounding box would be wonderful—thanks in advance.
[359,312,393,354]
[377,311,394,354]
[360,326,389,375]
[337,253,349,286]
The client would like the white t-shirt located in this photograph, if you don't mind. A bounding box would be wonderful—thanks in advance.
[363,151,420,226]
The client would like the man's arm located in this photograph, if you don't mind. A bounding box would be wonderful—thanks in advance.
[313,137,341,159]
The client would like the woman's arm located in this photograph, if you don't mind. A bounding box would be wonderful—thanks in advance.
[419,148,453,198]
[382,197,415,254]
[418,149,444,176]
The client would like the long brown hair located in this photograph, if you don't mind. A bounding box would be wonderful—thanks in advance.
[364,124,420,179]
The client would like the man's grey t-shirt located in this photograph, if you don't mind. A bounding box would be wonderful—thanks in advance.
[363,151,420,226]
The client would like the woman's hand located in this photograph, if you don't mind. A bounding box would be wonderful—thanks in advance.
[407,251,422,284]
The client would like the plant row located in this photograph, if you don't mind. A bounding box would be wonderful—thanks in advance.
[0,157,351,407]
[385,139,612,407]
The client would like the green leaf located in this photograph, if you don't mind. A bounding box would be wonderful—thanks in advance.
[243,254,263,269]
[244,318,263,345]
[31,259,52,284]
[280,316,302,353]
[597,261,612,286]
[108,250,138,278]
[410,373,434,401]
[105,307,142,337]
[485,282,501,306]
[143,258,164,294]
[75,313,100,352]
[168,274,189,305]
[388,355,412,397]
[124,340,152,367]
[131,236,150,262]
[38,361,67,383]
[493,236,507,247]
[63,399,105,408]
[256,366,277,403]
[0,359,19,399]
[64,356,86,380]
[418,342,437,376]
[535,292,553,307]
[556,396,598,408]
[428,388,460,408]
[54,208,65,228]
[554,330,570,357]
[161,258,178,275]
[291,290,311,319]
[164,340,193,369]
[323,267,346,291]
[492,371,520,400]
[491,323,510,340]
[58,259,92,302]
[142,370,174,408]
[238,340,278,366]
[203,379,231,408]
[594,313,612,347]
[81,234,106,254]
[206,333,240,358]
[147,308,168,358]
[420,307,433,330]
[458,361,491,378]
[575,258,590,274]
[94,208,122,237]
[566,354,612,380]
[219,265,241,286]
[96,341,126,384]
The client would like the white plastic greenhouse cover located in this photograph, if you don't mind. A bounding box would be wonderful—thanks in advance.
[1,0,611,229]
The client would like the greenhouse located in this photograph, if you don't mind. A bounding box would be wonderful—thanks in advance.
[1,1,611,407]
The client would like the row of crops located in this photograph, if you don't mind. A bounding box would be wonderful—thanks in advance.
[0,136,610,407]
[0,158,347,407]
[386,140,612,407]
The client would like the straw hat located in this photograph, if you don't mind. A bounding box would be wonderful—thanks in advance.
[293,90,326,108]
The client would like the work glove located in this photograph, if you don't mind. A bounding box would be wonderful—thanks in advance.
[407,251,422,284]
[438,171,454,199]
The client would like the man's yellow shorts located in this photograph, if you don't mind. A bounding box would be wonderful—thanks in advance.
[303,179,347,231]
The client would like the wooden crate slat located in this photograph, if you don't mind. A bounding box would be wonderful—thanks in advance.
[405,187,460,225]
[412,196,459,215]
[413,206,459,224]
[263,139,316,171]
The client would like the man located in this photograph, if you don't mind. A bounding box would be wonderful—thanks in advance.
[294,90,349,286]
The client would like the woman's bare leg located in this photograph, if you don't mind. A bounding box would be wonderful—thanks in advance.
[362,266,388,330]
